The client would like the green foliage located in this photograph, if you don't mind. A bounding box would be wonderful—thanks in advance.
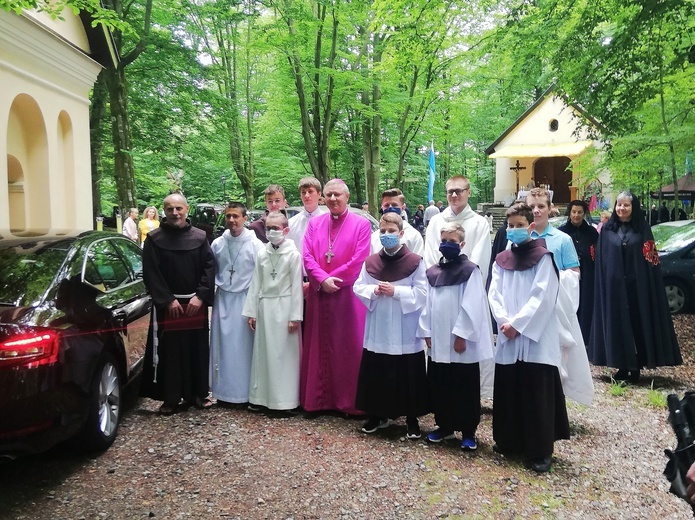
[2,0,131,33]
[88,0,694,209]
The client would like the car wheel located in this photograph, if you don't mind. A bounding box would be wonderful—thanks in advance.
[79,352,122,451]
[664,279,688,314]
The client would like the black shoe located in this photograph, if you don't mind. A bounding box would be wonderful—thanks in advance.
[405,417,421,440]
[273,407,301,417]
[361,417,390,434]
[492,443,521,456]
[627,370,641,383]
[158,403,177,416]
[613,369,629,381]
[530,457,552,473]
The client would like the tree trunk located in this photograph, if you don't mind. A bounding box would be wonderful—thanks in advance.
[284,5,339,186]
[362,37,383,216]
[101,0,152,211]
[106,64,137,210]
[220,23,252,207]
[245,13,255,207]
[90,70,109,219]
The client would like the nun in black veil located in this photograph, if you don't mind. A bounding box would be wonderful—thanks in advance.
[588,191,681,382]
[558,200,598,344]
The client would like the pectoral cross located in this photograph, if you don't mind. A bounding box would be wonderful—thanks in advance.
[229,268,235,284]
[270,269,278,280]
[325,248,334,264]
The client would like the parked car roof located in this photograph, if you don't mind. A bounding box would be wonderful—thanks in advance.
[653,220,695,250]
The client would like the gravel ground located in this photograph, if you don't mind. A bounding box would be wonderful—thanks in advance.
[2,314,695,519]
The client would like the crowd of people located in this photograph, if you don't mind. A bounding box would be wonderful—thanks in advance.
[135,176,682,475]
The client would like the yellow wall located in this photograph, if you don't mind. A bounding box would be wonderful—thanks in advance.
[0,9,101,237]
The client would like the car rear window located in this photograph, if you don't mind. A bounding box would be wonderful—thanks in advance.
[0,241,72,306]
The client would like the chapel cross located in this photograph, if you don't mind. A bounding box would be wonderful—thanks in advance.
[510,160,527,194]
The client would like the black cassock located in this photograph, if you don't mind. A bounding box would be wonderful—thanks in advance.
[558,220,598,344]
[140,220,215,405]
[588,215,681,371]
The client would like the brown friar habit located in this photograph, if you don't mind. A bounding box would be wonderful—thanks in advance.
[495,237,555,272]
[140,218,216,405]
[365,245,421,282]
[426,253,476,287]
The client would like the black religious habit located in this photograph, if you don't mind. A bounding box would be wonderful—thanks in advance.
[140,219,216,405]
[588,196,681,371]
[558,219,598,343]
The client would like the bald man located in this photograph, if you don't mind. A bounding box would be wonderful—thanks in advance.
[140,193,216,415]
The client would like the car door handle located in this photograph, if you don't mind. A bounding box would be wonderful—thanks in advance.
[113,310,128,328]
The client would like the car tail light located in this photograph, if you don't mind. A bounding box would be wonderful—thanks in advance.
[0,331,59,369]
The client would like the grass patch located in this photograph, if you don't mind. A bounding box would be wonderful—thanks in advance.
[529,491,563,514]
[609,378,629,397]
[646,380,668,409]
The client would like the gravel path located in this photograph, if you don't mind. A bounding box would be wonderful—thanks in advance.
[2,314,694,519]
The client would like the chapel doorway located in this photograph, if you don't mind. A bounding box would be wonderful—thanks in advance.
[534,156,572,203]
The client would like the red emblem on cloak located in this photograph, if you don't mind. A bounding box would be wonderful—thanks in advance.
[643,240,659,266]
[590,244,595,262]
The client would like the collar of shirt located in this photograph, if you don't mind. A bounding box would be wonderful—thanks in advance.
[531,225,555,239]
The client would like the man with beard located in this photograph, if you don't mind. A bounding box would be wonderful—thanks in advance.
[140,193,215,415]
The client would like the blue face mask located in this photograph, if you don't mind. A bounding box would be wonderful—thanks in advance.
[506,227,530,245]
[439,241,461,260]
[380,233,400,249]
[382,206,402,215]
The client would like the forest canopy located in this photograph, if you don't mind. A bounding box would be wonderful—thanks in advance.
[8,0,695,212]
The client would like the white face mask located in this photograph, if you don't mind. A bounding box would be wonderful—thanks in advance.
[266,229,285,245]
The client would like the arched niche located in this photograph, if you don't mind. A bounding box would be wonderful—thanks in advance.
[7,94,50,235]
[7,154,25,233]
[56,110,75,233]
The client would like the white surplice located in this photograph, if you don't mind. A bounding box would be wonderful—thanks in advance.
[488,254,562,369]
[369,220,424,257]
[556,269,594,405]
[353,260,428,355]
[242,238,304,410]
[503,235,594,405]
[417,265,495,398]
[424,205,492,279]
[418,266,494,364]
[287,206,328,275]
[209,228,264,403]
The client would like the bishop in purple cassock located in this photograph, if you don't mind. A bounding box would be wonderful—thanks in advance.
[301,179,372,415]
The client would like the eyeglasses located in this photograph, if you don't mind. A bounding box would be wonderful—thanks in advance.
[446,188,469,196]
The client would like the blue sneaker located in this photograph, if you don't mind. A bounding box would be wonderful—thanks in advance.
[461,437,477,451]
[426,428,456,443]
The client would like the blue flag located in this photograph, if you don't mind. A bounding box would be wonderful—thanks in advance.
[428,143,436,202]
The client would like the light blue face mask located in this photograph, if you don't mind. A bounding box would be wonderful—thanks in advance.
[506,227,530,245]
[380,233,400,249]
